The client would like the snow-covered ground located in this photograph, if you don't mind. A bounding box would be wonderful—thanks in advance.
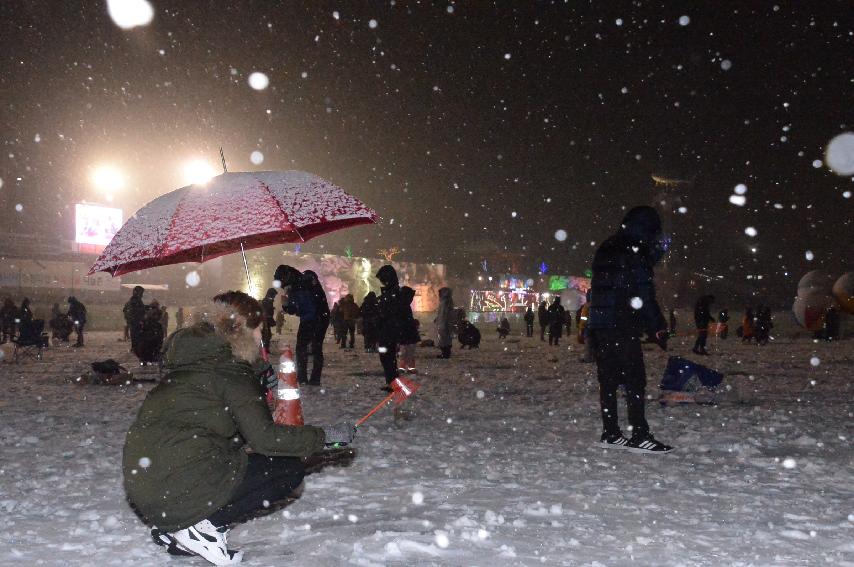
[1,327,852,566]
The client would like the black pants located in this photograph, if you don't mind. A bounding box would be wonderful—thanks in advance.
[539,324,547,341]
[525,322,534,337]
[208,454,305,528]
[74,322,85,346]
[261,322,272,354]
[592,329,649,438]
[296,318,328,385]
[339,321,355,348]
[548,326,561,346]
[693,328,708,351]
[378,342,398,384]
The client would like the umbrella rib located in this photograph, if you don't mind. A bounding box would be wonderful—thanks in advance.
[256,177,306,243]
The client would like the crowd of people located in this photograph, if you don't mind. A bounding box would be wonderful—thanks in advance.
[0,296,86,347]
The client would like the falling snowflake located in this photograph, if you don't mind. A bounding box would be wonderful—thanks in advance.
[503,53,511,60]
[138,457,152,468]
[107,0,154,29]
[805,250,814,261]
[332,11,340,20]
[630,297,643,310]
[744,227,757,237]
[250,150,264,165]
[615,18,623,26]
[720,59,732,71]
[185,271,201,287]
[678,15,690,26]
[476,390,485,399]
[368,19,378,29]
[811,159,822,168]
[14,204,23,212]
[729,195,746,206]
[554,229,567,242]
[782,458,797,469]
[810,356,820,367]
[412,492,424,505]
[435,533,450,548]
[248,72,269,90]
[734,183,747,195]
[825,132,854,175]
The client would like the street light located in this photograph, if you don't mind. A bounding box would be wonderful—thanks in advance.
[91,165,125,193]
[182,160,218,186]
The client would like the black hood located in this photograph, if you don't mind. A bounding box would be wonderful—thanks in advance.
[620,206,662,244]
[274,264,303,287]
[376,265,399,287]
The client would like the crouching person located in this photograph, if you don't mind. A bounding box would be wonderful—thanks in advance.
[122,291,355,566]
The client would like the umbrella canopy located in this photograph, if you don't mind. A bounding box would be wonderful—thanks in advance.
[89,170,378,276]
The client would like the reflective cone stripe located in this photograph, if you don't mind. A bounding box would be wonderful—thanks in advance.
[272,345,304,426]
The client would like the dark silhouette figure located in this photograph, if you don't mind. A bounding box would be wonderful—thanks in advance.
[523,306,535,337]
[537,301,549,341]
[588,206,671,452]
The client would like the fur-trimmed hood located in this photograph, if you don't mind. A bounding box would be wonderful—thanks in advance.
[164,300,261,367]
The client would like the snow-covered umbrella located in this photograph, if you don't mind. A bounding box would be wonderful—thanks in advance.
[88,170,378,278]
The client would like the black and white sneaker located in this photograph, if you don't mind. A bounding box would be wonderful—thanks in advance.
[598,432,630,449]
[627,434,673,454]
[152,528,193,556]
[169,519,243,565]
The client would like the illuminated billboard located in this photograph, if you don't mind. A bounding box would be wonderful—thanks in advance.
[75,203,122,246]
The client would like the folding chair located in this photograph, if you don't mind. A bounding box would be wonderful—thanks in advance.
[13,319,49,362]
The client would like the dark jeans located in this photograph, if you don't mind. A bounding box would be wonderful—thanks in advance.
[592,329,649,438]
[74,322,85,346]
[261,322,272,354]
[378,342,398,384]
[208,454,305,528]
[693,327,708,351]
[296,318,328,385]
[539,324,547,341]
[525,322,534,337]
[339,321,355,348]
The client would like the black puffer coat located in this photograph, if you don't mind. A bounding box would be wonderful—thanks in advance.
[588,206,667,337]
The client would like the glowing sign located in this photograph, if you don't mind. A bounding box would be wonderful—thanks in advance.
[75,203,122,246]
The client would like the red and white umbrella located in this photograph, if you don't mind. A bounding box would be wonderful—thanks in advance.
[88,170,378,276]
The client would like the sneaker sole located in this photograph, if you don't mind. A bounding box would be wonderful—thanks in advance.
[597,441,630,450]
[627,446,675,454]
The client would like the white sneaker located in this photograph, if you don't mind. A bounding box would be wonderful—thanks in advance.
[169,519,243,565]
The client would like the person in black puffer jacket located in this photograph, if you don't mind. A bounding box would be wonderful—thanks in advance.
[588,206,671,453]
[375,265,411,388]
[274,265,330,386]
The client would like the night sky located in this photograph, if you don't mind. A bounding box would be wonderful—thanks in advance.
[1,1,852,300]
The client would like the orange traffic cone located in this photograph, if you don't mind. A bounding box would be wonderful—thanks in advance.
[272,345,304,426]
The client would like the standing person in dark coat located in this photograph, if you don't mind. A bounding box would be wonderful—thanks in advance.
[755,304,772,345]
[375,265,406,388]
[397,286,420,372]
[338,294,360,349]
[260,288,277,355]
[330,302,343,346]
[523,306,535,337]
[497,316,511,339]
[67,296,87,347]
[134,301,164,363]
[564,308,572,336]
[0,298,17,342]
[547,297,565,346]
[124,286,147,351]
[275,265,330,386]
[537,301,549,341]
[692,295,715,355]
[359,291,380,352]
[435,287,455,358]
[718,308,730,339]
[18,298,34,329]
[588,206,672,453]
